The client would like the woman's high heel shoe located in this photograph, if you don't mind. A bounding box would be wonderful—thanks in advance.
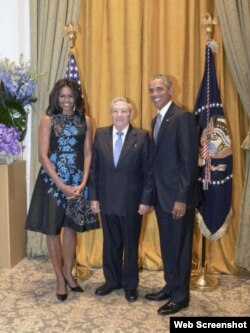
[65,279,84,292]
[56,293,68,301]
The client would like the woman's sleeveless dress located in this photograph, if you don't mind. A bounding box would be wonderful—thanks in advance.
[25,113,99,235]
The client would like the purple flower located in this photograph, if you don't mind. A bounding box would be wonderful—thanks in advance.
[0,55,39,142]
[0,55,37,107]
[0,124,21,155]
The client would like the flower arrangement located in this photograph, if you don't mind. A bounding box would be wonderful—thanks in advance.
[0,54,38,149]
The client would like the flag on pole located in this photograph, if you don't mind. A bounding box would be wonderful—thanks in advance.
[65,52,82,93]
[193,42,233,240]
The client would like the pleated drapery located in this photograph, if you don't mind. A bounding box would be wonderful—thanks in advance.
[27,0,82,257]
[215,0,250,271]
[74,0,249,274]
[27,0,250,274]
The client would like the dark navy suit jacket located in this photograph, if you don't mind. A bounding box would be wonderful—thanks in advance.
[89,124,153,216]
[151,102,199,212]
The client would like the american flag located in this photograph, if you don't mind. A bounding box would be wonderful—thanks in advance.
[65,52,82,92]
[193,42,233,240]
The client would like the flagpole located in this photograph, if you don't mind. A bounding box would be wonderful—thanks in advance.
[190,13,219,291]
[190,234,219,291]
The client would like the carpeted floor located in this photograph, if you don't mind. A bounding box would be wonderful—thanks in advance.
[0,258,249,333]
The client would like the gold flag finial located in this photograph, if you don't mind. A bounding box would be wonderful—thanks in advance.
[63,23,79,49]
[201,13,217,41]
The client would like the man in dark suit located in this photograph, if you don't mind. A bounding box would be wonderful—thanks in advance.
[89,97,152,302]
[145,74,199,315]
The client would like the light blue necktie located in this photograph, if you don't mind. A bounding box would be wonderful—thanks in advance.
[153,113,162,142]
[114,131,123,166]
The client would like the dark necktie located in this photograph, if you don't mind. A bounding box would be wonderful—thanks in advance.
[153,113,162,142]
[114,131,123,166]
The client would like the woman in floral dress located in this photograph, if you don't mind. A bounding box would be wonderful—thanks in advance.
[26,78,99,301]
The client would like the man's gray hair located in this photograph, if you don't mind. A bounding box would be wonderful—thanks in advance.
[110,97,133,113]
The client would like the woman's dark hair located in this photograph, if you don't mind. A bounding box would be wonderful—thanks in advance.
[46,78,85,116]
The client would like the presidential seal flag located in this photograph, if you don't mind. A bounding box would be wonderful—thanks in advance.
[193,42,233,240]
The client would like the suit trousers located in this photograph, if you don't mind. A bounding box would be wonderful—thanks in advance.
[101,213,142,290]
[155,206,195,303]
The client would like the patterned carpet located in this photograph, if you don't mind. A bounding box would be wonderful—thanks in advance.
[0,258,249,333]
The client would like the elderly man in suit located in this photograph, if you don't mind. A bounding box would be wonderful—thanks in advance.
[89,97,152,302]
[145,74,199,315]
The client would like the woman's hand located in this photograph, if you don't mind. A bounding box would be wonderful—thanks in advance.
[61,184,81,200]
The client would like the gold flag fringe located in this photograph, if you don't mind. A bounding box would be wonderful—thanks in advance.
[241,131,250,150]
[73,261,92,281]
[195,209,232,241]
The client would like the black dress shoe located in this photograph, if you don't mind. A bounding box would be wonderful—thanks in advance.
[56,293,68,301]
[125,289,138,302]
[157,299,189,316]
[145,290,170,301]
[95,283,116,296]
[65,280,84,292]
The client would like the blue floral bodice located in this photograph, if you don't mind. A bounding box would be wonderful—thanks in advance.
[41,113,86,207]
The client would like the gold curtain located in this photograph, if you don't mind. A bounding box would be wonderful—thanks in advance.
[75,0,249,274]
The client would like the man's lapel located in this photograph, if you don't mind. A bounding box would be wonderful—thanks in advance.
[103,126,115,167]
[116,125,136,166]
[155,102,175,146]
